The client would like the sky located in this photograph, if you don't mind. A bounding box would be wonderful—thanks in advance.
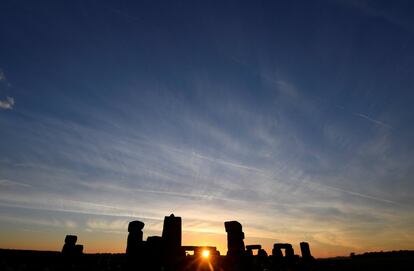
[0,0,414,258]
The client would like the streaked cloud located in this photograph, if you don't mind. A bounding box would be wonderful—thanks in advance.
[354,113,393,129]
[0,96,14,110]
[0,0,413,257]
[86,219,128,233]
[0,96,411,255]
[335,0,414,32]
[0,70,6,82]
[0,214,77,229]
[0,179,32,188]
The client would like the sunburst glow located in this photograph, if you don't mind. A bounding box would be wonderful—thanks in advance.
[202,249,210,258]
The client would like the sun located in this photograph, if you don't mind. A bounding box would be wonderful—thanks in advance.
[201,249,210,258]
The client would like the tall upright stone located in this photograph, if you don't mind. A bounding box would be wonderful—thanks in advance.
[126,220,145,271]
[162,214,182,250]
[300,242,315,265]
[128,221,145,239]
[272,244,283,259]
[126,220,145,255]
[224,221,245,256]
[300,242,313,260]
[285,244,294,259]
[162,214,184,270]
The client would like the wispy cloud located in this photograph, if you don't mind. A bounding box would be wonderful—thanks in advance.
[335,0,414,33]
[0,179,32,188]
[86,218,128,233]
[0,214,77,229]
[331,104,393,129]
[0,72,412,256]
[309,181,398,205]
[0,69,6,81]
[354,112,393,129]
[1,0,413,256]
[0,96,14,110]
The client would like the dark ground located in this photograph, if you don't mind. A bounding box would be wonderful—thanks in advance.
[1,249,413,271]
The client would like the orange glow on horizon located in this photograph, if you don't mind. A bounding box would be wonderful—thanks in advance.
[3,228,409,258]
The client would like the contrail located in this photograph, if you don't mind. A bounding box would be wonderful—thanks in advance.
[354,113,393,129]
[322,183,398,205]
[333,104,393,129]
[192,152,263,172]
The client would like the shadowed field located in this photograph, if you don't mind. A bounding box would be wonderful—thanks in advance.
[1,249,414,271]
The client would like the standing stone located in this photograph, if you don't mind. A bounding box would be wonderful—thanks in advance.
[65,235,77,245]
[224,221,245,256]
[162,214,184,270]
[162,214,182,250]
[62,235,83,257]
[62,235,77,256]
[300,242,312,259]
[285,244,294,259]
[224,221,246,271]
[126,220,145,255]
[126,220,145,271]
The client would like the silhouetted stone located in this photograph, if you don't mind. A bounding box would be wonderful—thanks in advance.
[114,214,317,271]
[74,244,83,255]
[246,245,261,250]
[61,244,71,255]
[258,248,268,257]
[285,244,294,259]
[271,243,297,271]
[246,244,258,263]
[273,243,294,258]
[61,233,83,267]
[126,220,146,271]
[128,220,145,233]
[162,214,185,270]
[146,235,163,245]
[225,220,243,232]
[64,235,77,246]
[62,235,78,256]
[146,235,164,270]
[257,248,269,270]
[126,220,145,254]
[162,214,182,249]
[146,235,164,258]
[300,241,313,260]
[272,244,283,258]
[224,221,245,256]
[224,221,247,271]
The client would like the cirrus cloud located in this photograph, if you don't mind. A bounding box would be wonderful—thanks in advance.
[0,96,14,110]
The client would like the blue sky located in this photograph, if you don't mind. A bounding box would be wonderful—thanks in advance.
[1,0,414,256]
